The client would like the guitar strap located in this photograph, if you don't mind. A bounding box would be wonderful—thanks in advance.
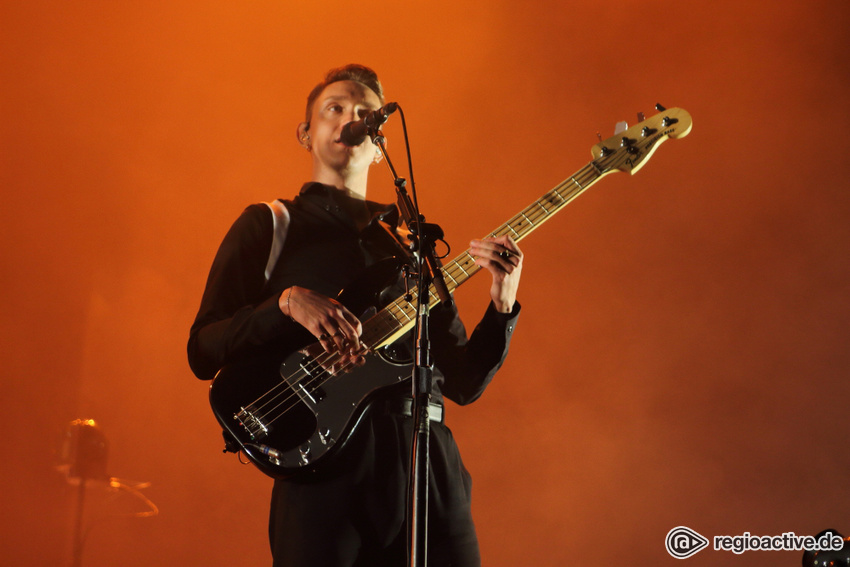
[263,199,291,282]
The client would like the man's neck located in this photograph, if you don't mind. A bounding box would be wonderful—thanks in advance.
[312,168,368,200]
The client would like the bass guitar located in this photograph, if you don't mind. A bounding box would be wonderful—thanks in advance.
[209,106,693,478]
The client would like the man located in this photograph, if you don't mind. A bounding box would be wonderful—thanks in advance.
[188,64,523,566]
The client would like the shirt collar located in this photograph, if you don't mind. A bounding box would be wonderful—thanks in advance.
[298,182,398,226]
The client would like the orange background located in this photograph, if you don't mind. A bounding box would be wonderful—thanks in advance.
[3,1,849,565]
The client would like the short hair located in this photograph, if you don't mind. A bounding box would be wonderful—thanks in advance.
[304,64,384,125]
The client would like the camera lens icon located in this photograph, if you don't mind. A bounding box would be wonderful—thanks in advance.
[666,526,709,559]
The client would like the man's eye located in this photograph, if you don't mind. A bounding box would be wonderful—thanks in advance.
[328,104,342,113]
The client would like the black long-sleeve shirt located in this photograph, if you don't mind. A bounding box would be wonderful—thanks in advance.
[188,182,519,405]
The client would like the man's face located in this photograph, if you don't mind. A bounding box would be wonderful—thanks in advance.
[306,79,382,179]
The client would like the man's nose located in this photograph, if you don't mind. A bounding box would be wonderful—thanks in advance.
[345,107,362,123]
[350,105,374,123]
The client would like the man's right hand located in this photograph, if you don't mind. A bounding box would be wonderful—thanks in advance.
[280,286,365,359]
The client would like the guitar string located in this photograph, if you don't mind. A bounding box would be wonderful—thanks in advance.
[242,307,408,429]
[248,312,400,427]
[236,287,416,424]
[236,291,415,433]
[238,146,633,439]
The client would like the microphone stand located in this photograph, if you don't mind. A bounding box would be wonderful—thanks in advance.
[372,128,451,567]
[71,476,88,567]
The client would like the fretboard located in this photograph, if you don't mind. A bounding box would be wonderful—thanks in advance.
[361,160,605,350]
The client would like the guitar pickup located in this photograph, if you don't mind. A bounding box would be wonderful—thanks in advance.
[298,355,329,379]
[293,382,326,404]
[296,356,328,401]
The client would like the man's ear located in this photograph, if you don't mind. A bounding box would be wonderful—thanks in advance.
[296,122,310,149]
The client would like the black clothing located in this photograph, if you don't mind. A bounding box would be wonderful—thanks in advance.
[188,183,520,566]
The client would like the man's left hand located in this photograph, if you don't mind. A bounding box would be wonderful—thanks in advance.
[470,235,523,313]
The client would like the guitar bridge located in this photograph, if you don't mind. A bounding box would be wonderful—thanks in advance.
[234,407,270,441]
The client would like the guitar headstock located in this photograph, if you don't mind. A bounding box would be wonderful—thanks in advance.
[591,106,692,176]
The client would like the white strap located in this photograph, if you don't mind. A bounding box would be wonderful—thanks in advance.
[264,200,290,281]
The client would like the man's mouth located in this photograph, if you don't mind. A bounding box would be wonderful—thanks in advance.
[334,137,359,148]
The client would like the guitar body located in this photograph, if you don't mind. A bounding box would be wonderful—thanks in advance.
[209,256,414,478]
[210,347,411,478]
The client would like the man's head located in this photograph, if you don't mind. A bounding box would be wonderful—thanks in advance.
[303,64,384,127]
[296,64,385,195]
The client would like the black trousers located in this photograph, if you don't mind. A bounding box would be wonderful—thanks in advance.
[269,410,480,567]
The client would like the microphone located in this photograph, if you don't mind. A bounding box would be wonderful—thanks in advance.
[339,102,399,146]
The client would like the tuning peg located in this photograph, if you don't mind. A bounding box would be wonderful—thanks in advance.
[655,103,666,111]
[614,121,628,135]
[637,112,646,122]
[596,132,602,142]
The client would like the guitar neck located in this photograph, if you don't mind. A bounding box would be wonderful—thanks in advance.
[443,161,605,290]
[360,105,693,349]
[363,161,605,349]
